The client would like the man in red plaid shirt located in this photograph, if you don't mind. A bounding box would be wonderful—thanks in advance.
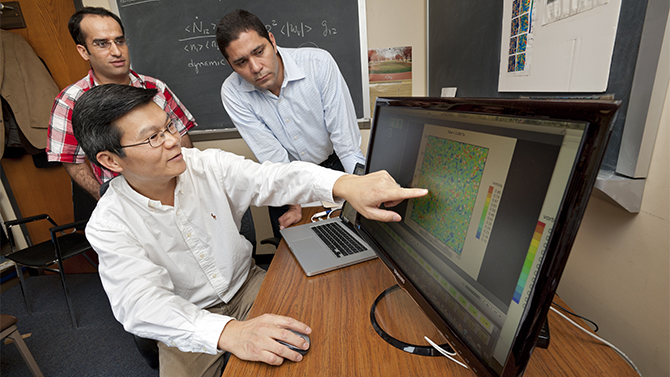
[47,7,197,199]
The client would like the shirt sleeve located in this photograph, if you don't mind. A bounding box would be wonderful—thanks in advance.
[153,79,198,135]
[317,52,366,174]
[87,214,230,354]
[46,89,86,164]
[209,149,346,207]
[220,79,292,164]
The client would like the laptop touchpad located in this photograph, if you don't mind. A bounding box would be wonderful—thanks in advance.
[293,238,323,255]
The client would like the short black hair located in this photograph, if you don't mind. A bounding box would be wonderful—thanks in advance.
[72,84,157,167]
[68,7,125,46]
[216,9,272,60]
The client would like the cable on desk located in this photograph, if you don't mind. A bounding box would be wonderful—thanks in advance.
[310,207,341,222]
[549,306,642,376]
[424,336,469,369]
[551,301,599,332]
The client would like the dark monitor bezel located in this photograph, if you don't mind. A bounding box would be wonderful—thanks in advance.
[356,97,619,377]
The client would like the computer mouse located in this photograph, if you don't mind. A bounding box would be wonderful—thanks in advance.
[276,329,311,356]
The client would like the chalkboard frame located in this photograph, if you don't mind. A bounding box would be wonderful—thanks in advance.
[111,0,370,139]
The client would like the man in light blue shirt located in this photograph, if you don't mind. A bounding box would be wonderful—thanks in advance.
[217,9,366,237]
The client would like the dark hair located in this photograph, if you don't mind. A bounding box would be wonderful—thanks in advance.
[72,85,157,167]
[68,7,125,46]
[216,9,272,60]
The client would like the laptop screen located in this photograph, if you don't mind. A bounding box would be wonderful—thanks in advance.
[357,97,618,376]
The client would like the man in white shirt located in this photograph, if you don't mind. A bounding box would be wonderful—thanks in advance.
[72,84,427,377]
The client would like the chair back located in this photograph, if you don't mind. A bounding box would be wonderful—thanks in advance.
[240,208,256,256]
[72,181,97,225]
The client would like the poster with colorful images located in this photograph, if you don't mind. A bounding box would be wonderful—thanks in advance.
[368,46,412,83]
[499,0,621,92]
[507,0,533,75]
[368,46,412,116]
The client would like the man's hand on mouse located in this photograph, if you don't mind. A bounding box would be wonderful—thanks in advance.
[218,314,311,365]
[333,170,429,222]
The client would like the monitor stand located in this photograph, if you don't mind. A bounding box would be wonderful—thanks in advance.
[370,284,453,356]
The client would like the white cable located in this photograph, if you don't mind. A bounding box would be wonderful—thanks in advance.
[550,306,642,376]
[310,206,342,222]
[426,308,642,375]
[310,211,329,222]
[424,336,469,369]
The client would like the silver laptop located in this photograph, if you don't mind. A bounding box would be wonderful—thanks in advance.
[280,200,377,276]
[280,164,376,276]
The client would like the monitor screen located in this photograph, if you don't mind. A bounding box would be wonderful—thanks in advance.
[357,97,619,376]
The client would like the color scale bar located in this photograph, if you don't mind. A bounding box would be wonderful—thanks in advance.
[512,221,545,304]
[476,186,495,239]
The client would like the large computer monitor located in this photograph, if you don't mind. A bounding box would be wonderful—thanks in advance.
[356,97,619,376]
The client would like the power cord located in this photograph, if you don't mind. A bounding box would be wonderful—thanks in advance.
[310,207,342,222]
[424,336,469,369]
[425,304,642,376]
[551,301,599,332]
[549,305,642,376]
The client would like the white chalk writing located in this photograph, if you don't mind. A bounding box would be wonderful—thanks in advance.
[188,58,227,74]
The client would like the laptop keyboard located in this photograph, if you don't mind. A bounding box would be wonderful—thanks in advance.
[311,222,367,258]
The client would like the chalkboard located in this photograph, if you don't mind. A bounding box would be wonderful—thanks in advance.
[427,0,649,171]
[115,0,367,131]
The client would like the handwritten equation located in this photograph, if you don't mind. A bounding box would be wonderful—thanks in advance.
[177,16,339,74]
[266,19,337,37]
[179,17,219,53]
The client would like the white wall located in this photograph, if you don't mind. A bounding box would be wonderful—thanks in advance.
[556,83,669,377]
[366,0,427,96]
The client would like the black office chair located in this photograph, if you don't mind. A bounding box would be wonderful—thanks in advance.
[3,181,98,328]
[240,208,282,269]
[133,207,268,369]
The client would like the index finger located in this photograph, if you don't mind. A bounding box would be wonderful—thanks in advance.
[383,187,429,208]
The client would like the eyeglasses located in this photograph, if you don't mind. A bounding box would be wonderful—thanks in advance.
[119,121,179,149]
[89,37,128,50]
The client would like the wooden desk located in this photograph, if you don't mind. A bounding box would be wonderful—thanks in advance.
[223,207,638,376]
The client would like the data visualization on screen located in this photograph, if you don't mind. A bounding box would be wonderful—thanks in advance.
[406,124,515,279]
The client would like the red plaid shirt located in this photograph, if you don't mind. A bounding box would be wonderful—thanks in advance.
[47,69,197,183]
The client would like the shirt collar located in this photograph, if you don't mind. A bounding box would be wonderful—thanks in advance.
[278,46,306,84]
[110,173,182,211]
[88,69,141,87]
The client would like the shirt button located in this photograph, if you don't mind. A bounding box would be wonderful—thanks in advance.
[212,274,217,278]
[301,152,305,155]
[187,233,191,237]
[200,254,204,258]
[294,136,298,140]
[286,118,290,123]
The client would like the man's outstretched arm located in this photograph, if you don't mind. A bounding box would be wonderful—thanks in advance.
[332,170,428,222]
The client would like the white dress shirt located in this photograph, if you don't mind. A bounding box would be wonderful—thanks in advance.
[86,148,345,354]
[221,46,365,174]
